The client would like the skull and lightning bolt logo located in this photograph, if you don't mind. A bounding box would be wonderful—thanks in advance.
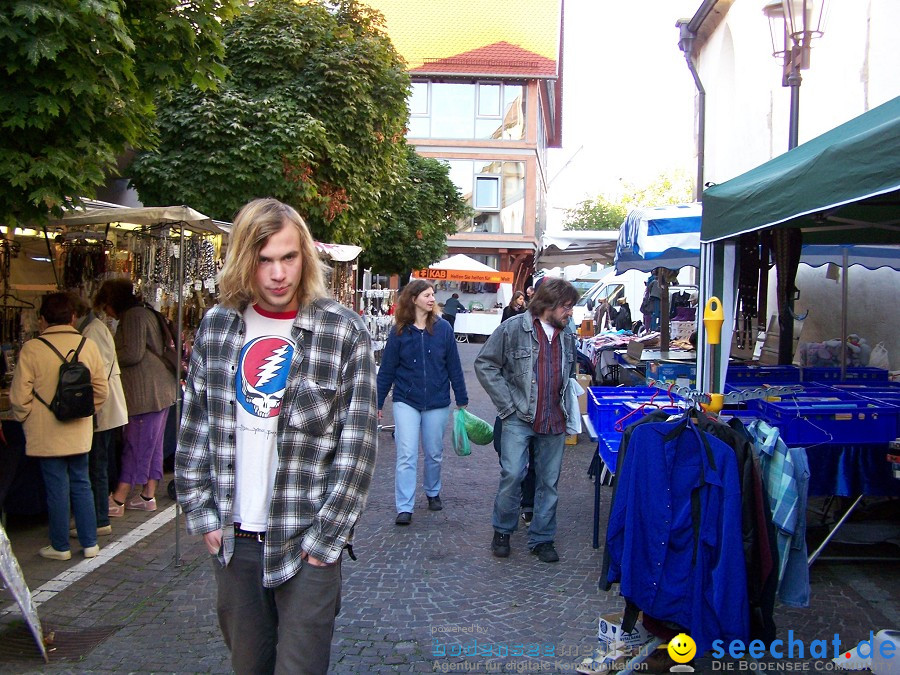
[237,336,294,418]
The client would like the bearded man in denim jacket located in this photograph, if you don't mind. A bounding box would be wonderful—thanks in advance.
[475,278,578,563]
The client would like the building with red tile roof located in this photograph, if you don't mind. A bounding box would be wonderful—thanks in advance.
[365,0,564,290]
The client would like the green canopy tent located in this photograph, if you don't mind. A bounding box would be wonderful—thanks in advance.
[696,96,900,393]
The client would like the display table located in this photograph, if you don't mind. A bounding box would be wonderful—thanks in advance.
[453,311,501,337]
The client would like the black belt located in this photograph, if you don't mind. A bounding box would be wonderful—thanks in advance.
[234,525,265,542]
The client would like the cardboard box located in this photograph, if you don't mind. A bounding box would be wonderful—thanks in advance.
[626,341,644,360]
[647,362,696,388]
[576,373,593,414]
[597,612,653,649]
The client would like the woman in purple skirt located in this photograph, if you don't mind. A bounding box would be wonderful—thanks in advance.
[94,280,177,515]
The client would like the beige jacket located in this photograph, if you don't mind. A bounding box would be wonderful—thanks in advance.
[10,325,109,457]
[80,314,128,431]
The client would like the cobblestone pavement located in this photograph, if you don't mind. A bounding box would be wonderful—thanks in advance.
[1,341,898,673]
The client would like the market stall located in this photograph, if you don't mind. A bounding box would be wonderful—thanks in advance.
[314,241,362,310]
[699,95,900,392]
[413,254,513,338]
[695,96,900,566]
[1,203,225,572]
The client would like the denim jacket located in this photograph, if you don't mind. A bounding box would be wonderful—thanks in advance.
[474,311,576,424]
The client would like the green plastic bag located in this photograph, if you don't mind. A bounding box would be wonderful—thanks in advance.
[460,409,494,446]
[452,409,471,456]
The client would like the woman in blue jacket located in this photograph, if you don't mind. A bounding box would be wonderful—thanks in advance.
[377,280,468,526]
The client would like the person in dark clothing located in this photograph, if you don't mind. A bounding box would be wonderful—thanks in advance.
[492,417,536,523]
[441,293,466,329]
[612,299,633,331]
[501,291,527,323]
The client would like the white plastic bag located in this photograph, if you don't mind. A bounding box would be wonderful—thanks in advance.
[870,342,890,370]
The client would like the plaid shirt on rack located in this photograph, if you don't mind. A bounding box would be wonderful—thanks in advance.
[747,418,810,606]
[175,299,377,587]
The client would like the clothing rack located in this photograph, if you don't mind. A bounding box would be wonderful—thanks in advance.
[645,377,804,406]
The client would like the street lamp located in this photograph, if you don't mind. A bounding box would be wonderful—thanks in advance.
[762,1,827,364]
[763,0,828,150]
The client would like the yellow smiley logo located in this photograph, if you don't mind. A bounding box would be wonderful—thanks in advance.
[667,633,697,663]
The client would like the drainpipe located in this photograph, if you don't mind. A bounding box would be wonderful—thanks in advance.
[676,19,706,203]
[678,2,717,392]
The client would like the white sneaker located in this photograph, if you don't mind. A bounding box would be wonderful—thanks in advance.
[70,525,113,538]
[39,546,72,561]
[83,545,100,558]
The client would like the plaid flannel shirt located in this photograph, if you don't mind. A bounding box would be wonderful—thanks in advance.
[175,299,377,587]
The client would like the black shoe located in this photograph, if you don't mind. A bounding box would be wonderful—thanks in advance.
[530,542,559,563]
[521,510,533,525]
[427,495,443,511]
[395,512,412,525]
[491,532,510,558]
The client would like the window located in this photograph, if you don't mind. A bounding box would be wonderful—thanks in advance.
[409,82,429,115]
[478,83,501,116]
[474,176,500,210]
[444,159,525,234]
[408,81,526,140]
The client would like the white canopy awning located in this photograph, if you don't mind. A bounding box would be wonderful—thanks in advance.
[428,253,499,272]
[46,204,224,235]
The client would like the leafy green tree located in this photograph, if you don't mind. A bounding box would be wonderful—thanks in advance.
[562,169,694,231]
[130,0,411,246]
[562,197,627,231]
[0,0,240,226]
[362,149,471,276]
[619,169,694,210]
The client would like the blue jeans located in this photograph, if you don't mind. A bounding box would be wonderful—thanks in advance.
[393,402,450,513]
[493,416,565,548]
[40,453,97,551]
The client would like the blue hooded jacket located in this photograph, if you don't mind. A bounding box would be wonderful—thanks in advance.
[377,318,468,411]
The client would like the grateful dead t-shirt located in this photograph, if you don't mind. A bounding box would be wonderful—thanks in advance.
[233,304,295,532]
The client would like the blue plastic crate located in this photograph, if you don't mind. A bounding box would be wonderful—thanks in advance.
[760,398,900,445]
[597,432,623,475]
[801,366,889,382]
[719,409,763,426]
[726,365,801,384]
[587,387,663,431]
[824,382,900,396]
[587,387,682,433]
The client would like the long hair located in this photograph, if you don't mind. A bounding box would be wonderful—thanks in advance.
[507,291,525,309]
[528,277,579,317]
[393,280,437,335]
[93,278,140,317]
[217,198,328,311]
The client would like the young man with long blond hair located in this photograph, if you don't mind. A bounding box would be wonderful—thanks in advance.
[176,198,377,674]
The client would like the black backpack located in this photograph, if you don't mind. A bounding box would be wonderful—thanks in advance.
[34,337,95,421]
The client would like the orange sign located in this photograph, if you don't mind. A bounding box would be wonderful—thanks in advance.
[414,268,513,283]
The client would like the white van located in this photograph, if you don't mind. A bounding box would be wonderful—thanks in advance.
[573,268,696,330]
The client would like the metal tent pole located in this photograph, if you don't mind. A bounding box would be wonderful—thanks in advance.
[174,222,185,565]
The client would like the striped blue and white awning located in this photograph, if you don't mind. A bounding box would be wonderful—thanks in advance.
[614,203,702,273]
[615,203,900,273]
